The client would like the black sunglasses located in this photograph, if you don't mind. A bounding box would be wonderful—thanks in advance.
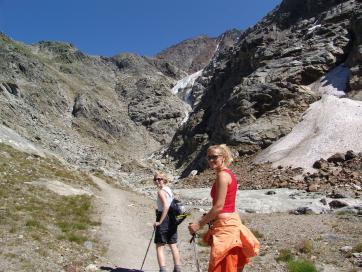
[154,177,163,181]
[206,154,222,161]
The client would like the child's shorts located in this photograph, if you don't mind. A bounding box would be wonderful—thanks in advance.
[154,210,178,244]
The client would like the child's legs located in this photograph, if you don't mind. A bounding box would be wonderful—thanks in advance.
[156,243,166,267]
[169,243,181,265]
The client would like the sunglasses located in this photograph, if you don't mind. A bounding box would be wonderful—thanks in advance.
[206,154,223,161]
[154,177,163,181]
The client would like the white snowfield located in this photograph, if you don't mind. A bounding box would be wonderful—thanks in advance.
[255,95,362,170]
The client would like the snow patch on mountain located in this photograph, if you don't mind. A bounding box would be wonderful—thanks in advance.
[171,70,202,106]
[255,65,362,170]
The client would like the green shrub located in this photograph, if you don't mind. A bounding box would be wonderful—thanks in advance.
[276,249,294,262]
[288,260,317,272]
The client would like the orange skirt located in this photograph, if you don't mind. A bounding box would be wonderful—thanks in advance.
[203,213,257,272]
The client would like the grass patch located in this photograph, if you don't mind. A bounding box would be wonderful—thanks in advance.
[287,259,317,272]
[251,228,264,239]
[0,143,101,268]
[353,243,362,253]
[25,219,42,229]
[276,249,294,262]
[53,195,99,243]
[67,233,87,244]
[297,240,313,254]
[9,225,17,233]
[31,233,42,241]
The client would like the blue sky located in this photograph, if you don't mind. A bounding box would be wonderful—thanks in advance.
[0,0,281,57]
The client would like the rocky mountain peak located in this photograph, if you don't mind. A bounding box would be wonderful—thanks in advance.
[155,35,218,74]
[33,40,88,63]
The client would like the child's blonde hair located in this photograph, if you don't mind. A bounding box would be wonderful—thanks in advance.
[153,171,169,184]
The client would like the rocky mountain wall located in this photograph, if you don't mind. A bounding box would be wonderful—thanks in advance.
[0,34,190,180]
[0,21,243,183]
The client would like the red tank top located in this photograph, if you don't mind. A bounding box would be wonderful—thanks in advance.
[210,169,237,213]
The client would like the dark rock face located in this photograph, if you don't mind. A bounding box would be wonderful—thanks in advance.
[167,0,361,176]
[346,7,362,100]
[275,0,347,27]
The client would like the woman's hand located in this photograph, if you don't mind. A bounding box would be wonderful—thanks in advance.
[188,222,200,235]
[154,221,161,228]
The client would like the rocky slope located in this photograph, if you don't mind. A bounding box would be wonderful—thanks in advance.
[167,0,362,177]
[0,24,243,182]
[0,35,193,183]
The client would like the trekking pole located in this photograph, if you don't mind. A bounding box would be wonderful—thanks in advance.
[140,227,155,271]
[190,234,201,272]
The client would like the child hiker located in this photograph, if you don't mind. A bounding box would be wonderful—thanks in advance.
[153,172,182,272]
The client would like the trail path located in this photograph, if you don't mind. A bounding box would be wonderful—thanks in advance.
[92,176,196,271]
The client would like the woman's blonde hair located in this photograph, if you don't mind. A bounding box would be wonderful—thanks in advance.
[207,144,233,166]
[153,171,169,184]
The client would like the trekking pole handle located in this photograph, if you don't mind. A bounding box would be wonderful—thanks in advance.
[189,233,196,243]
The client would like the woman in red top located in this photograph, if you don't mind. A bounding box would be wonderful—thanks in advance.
[188,144,249,272]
